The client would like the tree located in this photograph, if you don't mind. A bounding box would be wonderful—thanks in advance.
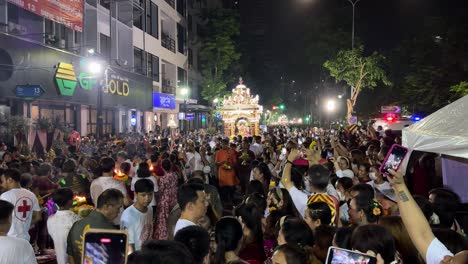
[450,81,468,99]
[199,9,241,102]
[324,45,391,122]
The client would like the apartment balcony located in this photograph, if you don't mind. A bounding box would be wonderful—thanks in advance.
[161,78,176,94]
[161,33,176,53]
[164,0,175,8]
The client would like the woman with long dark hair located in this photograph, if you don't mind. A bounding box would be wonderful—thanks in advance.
[234,201,267,263]
[252,162,273,193]
[214,217,243,264]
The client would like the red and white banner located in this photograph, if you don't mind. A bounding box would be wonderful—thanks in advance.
[7,0,84,32]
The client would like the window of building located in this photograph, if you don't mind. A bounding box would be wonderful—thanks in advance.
[177,67,187,87]
[100,34,110,59]
[177,23,186,54]
[188,48,193,67]
[134,47,145,75]
[188,14,192,32]
[7,3,19,24]
[74,31,81,45]
[99,0,110,9]
[146,1,159,38]
[176,0,186,17]
[152,55,160,82]
[133,5,144,30]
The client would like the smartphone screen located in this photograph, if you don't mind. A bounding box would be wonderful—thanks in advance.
[379,144,408,176]
[82,229,128,264]
[326,247,377,264]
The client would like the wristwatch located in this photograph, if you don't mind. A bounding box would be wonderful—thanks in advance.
[286,160,294,165]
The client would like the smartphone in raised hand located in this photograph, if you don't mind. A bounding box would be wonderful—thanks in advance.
[326,246,377,264]
[379,144,409,177]
[82,229,128,264]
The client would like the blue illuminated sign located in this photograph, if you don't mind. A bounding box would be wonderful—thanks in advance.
[15,85,44,98]
[153,92,176,109]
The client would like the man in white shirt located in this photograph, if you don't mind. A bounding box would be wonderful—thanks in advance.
[90,157,131,224]
[47,188,81,264]
[249,136,264,158]
[121,179,154,253]
[116,151,134,177]
[185,142,205,176]
[173,183,208,237]
[0,169,41,241]
[0,200,37,264]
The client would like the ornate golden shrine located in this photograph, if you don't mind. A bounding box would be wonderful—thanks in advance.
[220,78,263,137]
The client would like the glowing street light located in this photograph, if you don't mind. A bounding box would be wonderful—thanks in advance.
[213,98,219,104]
[88,61,102,74]
[326,99,336,112]
[181,87,189,96]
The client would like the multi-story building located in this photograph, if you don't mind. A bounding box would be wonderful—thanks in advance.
[0,0,188,135]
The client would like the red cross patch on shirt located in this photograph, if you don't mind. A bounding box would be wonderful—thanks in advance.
[15,198,33,221]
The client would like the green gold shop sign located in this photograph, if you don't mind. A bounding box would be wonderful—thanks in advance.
[55,63,78,96]
[54,62,131,97]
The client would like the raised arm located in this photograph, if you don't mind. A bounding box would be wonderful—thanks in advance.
[280,149,299,190]
[388,169,435,259]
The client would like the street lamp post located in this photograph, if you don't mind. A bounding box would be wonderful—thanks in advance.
[347,0,361,49]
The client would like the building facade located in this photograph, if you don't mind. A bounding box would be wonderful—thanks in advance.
[0,0,189,136]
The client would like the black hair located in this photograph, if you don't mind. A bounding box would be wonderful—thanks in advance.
[142,240,195,264]
[37,163,52,176]
[353,195,382,223]
[432,228,468,254]
[52,188,74,207]
[174,225,211,264]
[134,179,154,193]
[99,157,115,173]
[334,227,354,249]
[314,225,337,252]
[128,251,159,264]
[1,168,21,182]
[162,159,172,171]
[281,218,314,248]
[429,188,461,229]
[214,217,243,264]
[413,195,434,222]
[307,201,332,226]
[291,166,306,190]
[255,162,273,186]
[0,200,14,224]
[268,188,300,218]
[150,152,160,163]
[307,165,330,191]
[62,159,77,173]
[243,192,267,214]
[96,188,124,209]
[351,224,396,264]
[350,183,375,200]
[247,180,266,197]
[120,162,131,174]
[20,173,33,188]
[137,162,151,178]
[274,244,309,264]
[234,201,264,252]
[178,183,205,211]
[336,177,354,191]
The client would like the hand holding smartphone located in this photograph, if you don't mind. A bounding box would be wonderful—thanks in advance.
[326,246,377,264]
[379,144,408,177]
[82,229,128,264]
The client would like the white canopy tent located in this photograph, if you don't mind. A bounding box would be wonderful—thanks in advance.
[402,95,468,202]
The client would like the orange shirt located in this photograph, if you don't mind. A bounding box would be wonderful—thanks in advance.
[215,149,239,187]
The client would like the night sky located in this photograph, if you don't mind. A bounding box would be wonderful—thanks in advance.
[238,0,468,107]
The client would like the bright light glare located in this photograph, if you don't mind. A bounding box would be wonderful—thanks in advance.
[181,88,189,95]
[213,98,219,103]
[326,100,336,112]
[88,48,95,54]
[88,62,102,74]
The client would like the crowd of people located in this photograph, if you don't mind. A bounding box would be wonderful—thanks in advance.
[0,125,467,264]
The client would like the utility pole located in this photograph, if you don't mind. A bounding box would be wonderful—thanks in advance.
[347,0,361,49]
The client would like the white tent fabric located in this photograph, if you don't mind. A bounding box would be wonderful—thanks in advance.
[402,95,468,159]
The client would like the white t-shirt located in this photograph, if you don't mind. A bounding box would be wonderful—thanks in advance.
[186,152,204,172]
[173,218,196,237]
[120,205,153,251]
[0,236,37,264]
[47,210,82,264]
[0,188,40,240]
[288,186,308,218]
[90,176,128,206]
[426,238,453,264]
[130,176,159,207]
